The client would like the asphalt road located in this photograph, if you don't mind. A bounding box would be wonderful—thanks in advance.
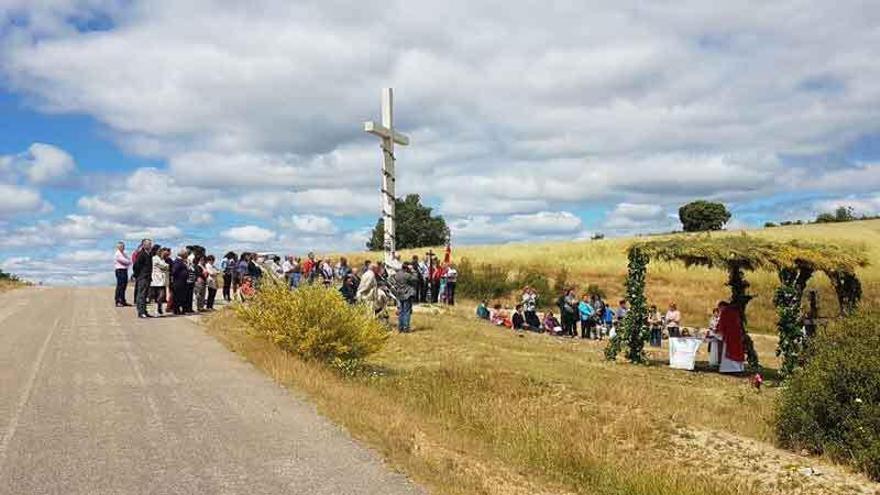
[0,287,423,494]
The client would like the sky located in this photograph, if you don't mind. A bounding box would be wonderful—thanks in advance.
[0,0,879,285]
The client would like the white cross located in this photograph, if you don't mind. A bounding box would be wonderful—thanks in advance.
[364,88,409,264]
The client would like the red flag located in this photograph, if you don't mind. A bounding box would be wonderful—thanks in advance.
[444,243,451,263]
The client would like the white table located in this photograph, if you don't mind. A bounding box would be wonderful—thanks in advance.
[669,337,703,370]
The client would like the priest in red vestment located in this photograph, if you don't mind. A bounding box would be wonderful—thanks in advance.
[716,301,745,373]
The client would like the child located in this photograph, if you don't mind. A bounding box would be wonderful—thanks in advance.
[602,305,615,340]
[476,300,491,320]
[491,304,512,328]
[543,311,563,335]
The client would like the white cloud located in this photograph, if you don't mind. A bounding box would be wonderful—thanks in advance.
[4,0,879,218]
[278,214,339,235]
[123,226,183,241]
[814,194,880,217]
[20,143,76,185]
[1,0,880,279]
[450,211,583,244]
[603,202,677,234]
[67,249,109,263]
[0,184,47,215]
[221,225,276,243]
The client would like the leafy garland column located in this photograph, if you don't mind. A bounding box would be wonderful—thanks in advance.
[605,247,649,363]
[774,270,802,377]
[727,264,760,369]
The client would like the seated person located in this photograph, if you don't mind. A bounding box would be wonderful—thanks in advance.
[512,304,526,331]
[476,300,491,320]
[543,311,563,335]
[491,304,512,328]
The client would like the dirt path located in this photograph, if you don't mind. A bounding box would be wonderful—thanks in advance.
[671,426,879,494]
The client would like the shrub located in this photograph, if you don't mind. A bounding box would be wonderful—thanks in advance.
[457,258,516,300]
[584,284,606,300]
[235,281,388,365]
[776,312,880,480]
[551,266,571,294]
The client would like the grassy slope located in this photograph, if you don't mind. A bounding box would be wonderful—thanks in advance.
[386,219,880,334]
[204,220,879,495]
[0,279,25,293]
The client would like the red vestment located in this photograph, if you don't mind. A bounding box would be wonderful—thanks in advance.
[717,305,745,362]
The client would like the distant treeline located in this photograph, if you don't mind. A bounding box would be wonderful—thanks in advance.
[765,206,879,228]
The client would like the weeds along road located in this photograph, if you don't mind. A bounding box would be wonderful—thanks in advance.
[0,287,422,495]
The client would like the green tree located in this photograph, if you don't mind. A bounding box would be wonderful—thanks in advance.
[835,206,855,222]
[678,200,732,232]
[367,194,450,251]
[815,212,837,223]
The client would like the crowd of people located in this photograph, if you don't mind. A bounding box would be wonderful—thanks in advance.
[475,286,745,373]
[113,240,460,332]
[114,239,745,372]
[114,240,224,318]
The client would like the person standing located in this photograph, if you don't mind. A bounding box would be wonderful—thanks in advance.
[194,256,207,312]
[131,239,154,318]
[339,275,357,304]
[356,261,379,312]
[320,258,334,287]
[246,253,262,287]
[616,300,629,325]
[171,249,189,315]
[205,255,219,310]
[151,246,169,315]
[302,252,316,283]
[715,301,745,374]
[410,255,424,303]
[665,302,682,338]
[236,253,249,291]
[648,305,663,347]
[289,257,303,289]
[220,252,237,302]
[430,261,442,304]
[393,262,418,333]
[335,257,352,281]
[558,288,578,338]
[578,294,595,339]
[281,255,294,284]
[445,263,458,306]
[184,250,197,313]
[114,241,131,307]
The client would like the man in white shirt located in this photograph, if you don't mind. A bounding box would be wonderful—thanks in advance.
[114,241,131,307]
[281,256,294,283]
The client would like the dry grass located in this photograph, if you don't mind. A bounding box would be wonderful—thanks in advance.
[0,279,25,293]
[206,303,876,495]
[202,220,880,494]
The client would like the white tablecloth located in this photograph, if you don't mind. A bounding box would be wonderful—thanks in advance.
[669,337,702,370]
